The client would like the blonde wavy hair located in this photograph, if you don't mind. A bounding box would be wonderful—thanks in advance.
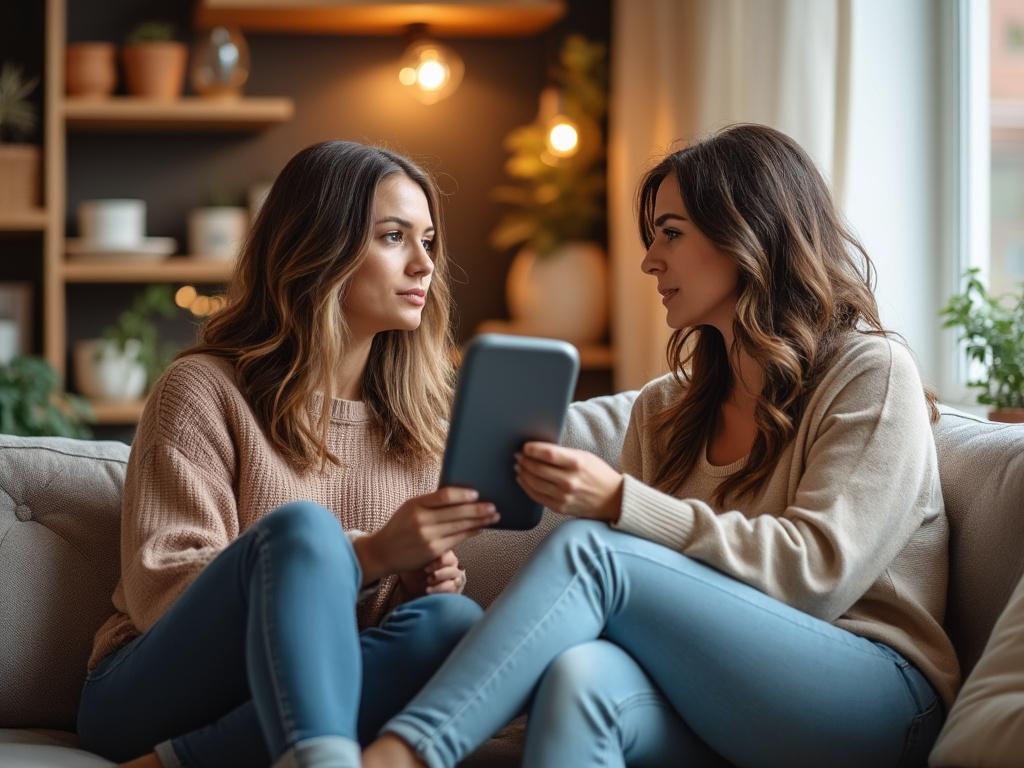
[637,124,936,505]
[181,141,455,470]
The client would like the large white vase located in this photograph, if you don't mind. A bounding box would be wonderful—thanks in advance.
[505,241,609,344]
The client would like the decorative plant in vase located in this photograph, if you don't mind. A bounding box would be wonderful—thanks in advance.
[0,62,41,212]
[123,21,187,100]
[940,268,1024,422]
[489,35,609,345]
[74,285,180,403]
[0,356,93,438]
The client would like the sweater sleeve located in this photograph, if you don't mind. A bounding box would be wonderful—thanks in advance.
[613,340,938,621]
[120,442,239,633]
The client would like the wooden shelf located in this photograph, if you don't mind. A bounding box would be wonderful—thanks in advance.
[0,209,49,231]
[195,0,565,36]
[64,96,295,132]
[61,257,235,283]
[87,398,147,425]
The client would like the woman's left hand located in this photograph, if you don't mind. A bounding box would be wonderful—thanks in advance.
[399,549,466,596]
[515,443,623,522]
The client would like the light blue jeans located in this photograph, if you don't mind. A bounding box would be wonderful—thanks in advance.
[384,519,944,768]
[77,501,483,768]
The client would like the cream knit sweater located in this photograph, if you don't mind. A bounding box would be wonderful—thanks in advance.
[89,354,441,669]
[613,333,961,708]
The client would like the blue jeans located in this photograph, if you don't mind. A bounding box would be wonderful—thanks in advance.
[384,519,944,768]
[77,501,483,768]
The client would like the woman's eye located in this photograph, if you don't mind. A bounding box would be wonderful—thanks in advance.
[663,228,681,241]
[422,239,435,254]
[384,231,403,244]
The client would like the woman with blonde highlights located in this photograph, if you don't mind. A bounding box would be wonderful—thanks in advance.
[365,124,958,767]
[77,141,496,768]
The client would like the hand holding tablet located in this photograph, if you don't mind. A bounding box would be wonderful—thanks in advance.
[439,334,580,530]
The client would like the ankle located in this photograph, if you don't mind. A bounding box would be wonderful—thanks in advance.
[363,734,424,768]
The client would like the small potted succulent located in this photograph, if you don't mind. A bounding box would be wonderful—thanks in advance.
[74,285,180,402]
[123,21,187,100]
[0,356,93,438]
[940,268,1024,423]
[0,62,41,211]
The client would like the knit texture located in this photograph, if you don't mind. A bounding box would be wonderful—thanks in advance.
[89,354,440,669]
[614,333,961,708]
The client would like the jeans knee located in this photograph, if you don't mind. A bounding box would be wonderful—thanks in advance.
[537,641,613,713]
[262,501,352,564]
[395,593,482,657]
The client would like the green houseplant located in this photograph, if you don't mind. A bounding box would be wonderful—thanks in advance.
[74,285,180,402]
[0,356,93,438]
[0,61,41,211]
[940,268,1024,422]
[488,34,609,345]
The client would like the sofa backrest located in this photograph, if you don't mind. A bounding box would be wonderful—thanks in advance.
[932,406,1024,677]
[0,436,129,731]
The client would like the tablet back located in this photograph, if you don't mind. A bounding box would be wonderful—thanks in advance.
[440,334,580,530]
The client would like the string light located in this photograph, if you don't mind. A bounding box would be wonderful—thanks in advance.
[398,32,463,105]
[175,285,226,317]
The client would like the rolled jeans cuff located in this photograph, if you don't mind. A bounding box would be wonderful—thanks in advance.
[154,739,185,768]
[380,720,447,768]
[271,735,361,768]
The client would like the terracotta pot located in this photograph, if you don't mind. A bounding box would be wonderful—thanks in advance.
[989,408,1024,424]
[506,241,609,344]
[0,144,40,210]
[66,42,116,98]
[122,42,187,100]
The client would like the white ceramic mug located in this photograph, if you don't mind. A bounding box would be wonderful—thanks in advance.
[188,206,249,260]
[78,199,146,248]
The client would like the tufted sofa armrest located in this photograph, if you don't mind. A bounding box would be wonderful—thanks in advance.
[0,436,130,731]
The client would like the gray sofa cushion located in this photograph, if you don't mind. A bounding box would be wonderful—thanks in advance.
[0,436,129,731]
[933,406,1024,677]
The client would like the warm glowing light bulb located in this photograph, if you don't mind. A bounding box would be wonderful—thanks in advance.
[175,285,197,308]
[547,120,579,157]
[417,60,448,91]
[398,67,417,86]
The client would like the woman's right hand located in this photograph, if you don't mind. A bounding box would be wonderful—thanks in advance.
[355,488,498,583]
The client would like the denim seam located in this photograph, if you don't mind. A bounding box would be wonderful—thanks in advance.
[410,570,591,755]
[84,634,144,682]
[257,526,299,746]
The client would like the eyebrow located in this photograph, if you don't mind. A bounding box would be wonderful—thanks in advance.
[654,213,687,226]
[375,216,435,234]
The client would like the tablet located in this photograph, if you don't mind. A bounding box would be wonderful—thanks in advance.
[440,334,580,530]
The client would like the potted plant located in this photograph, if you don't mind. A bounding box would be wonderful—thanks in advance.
[0,356,93,438]
[66,41,117,99]
[490,35,609,344]
[74,285,179,402]
[0,62,41,212]
[122,21,187,101]
[940,268,1024,422]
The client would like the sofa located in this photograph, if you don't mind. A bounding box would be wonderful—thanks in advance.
[1,393,1022,767]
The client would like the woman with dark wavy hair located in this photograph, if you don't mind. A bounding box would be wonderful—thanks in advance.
[364,124,958,767]
[76,141,497,768]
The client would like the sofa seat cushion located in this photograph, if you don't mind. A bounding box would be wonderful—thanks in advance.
[0,436,130,731]
[932,408,1024,677]
[0,730,113,767]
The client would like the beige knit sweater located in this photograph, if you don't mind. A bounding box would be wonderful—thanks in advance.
[89,353,441,669]
[613,333,961,708]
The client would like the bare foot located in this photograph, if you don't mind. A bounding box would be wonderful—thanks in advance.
[362,734,426,768]
[119,753,162,768]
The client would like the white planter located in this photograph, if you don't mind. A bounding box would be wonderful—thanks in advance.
[188,206,249,260]
[506,241,609,344]
[74,338,146,401]
[77,199,146,248]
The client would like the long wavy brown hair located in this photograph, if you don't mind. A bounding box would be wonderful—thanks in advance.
[181,141,456,470]
[638,124,936,505]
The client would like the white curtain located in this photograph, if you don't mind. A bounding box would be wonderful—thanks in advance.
[608,0,850,390]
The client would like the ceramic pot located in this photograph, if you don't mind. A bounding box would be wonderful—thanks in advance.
[123,42,187,100]
[74,338,146,401]
[66,42,116,98]
[506,241,609,344]
[188,206,249,260]
[989,408,1024,424]
[0,145,40,210]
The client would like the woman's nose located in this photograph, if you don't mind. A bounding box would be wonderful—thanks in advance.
[641,246,662,275]
[409,243,433,276]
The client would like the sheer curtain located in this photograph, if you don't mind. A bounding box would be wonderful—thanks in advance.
[608,0,850,390]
